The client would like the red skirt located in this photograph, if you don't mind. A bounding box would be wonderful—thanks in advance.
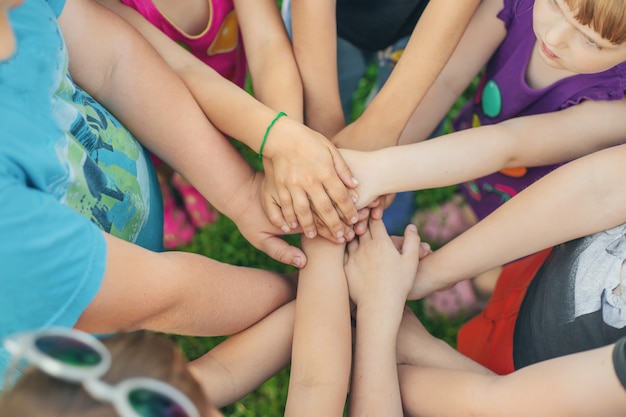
[456,248,552,375]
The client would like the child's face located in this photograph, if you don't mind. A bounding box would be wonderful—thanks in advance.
[0,0,23,60]
[533,0,626,74]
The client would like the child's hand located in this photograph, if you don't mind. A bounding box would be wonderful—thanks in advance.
[338,148,389,210]
[353,194,398,237]
[230,172,308,268]
[337,148,403,234]
[261,160,360,244]
[344,219,422,309]
[261,120,360,241]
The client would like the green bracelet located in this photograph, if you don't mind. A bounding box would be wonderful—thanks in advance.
[259,111,287,160]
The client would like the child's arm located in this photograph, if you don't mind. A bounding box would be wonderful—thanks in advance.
[408,143,626,298]
[332,0,485,151]
[394,0,508,146]
[284,237,352,417]
[290,0,344,138]
[234,0,303,120]
[189,301,296,408]
[343,220,422,417]
[342,97,626,209]
[94,0,359,245]
[396,310,626,417]
[233,0,362,241]
[58,0,315,266]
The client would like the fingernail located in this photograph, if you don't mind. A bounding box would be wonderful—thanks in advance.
[293,257,302,268]
[291,222,298,229]
[421,242,431,251]
[337,237,346,243]
[351,196,358,204]
[306,231,316,238]
[336,230,344,238]
[350,216,358,224]
[281,225,291,233]
[346,230,355,240]
[352,177,359,185]
[407,224,417,233]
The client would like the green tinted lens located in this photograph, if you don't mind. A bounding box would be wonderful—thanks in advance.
[129,388,191,417]
[35,335,102,367]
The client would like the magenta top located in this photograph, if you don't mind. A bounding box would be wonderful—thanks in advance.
[121,0,247,87]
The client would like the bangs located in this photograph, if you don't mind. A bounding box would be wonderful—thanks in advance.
[564,0,626,44]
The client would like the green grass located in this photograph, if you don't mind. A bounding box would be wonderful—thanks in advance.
[171,55,479,417]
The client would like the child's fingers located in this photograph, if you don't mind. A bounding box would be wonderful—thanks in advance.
[401,224,421,258]
[353,208,370,236]
[322,176,359,226]
[330,145,359,190]
[314,215,354,244]
[264,200,291,233]
[364,196,384,220]
[368,217,391,240]
[258,235,307,269]
[276,186,299,230]
[290,188,318,239]
[390,235,405,251]
[370,204,384,220]
[419,242,432,259]
[346,238,359,257]
[307,185,348,243]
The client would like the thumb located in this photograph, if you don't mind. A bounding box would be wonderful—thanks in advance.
[259,235,307,269]
[401,224,421,259]
[329,146,359,189]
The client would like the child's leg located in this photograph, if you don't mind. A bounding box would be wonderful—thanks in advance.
[161,180,195,249]
[284,238,352,417]
[153,158,195,249]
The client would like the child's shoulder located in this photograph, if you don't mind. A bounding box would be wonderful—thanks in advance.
[498,0,534,29]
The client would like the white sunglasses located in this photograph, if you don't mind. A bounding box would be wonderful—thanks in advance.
[3,328,201,417]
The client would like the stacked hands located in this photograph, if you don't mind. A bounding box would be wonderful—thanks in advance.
[344,219,431,312]
[258,120,390,254]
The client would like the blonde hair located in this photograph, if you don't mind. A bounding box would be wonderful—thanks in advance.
[0,331,212,417]
[564,0,626,44]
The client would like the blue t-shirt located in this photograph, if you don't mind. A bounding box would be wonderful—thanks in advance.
[0,0,162,377]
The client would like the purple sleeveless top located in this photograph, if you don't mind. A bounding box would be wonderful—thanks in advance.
[453,0,626,220]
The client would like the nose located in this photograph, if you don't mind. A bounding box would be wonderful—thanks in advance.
[544,18,572,48]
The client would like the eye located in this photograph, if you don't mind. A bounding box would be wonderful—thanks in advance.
[584,35,602,50]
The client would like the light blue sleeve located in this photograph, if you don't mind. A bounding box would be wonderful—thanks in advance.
[45,0,66,17]
[0,176,106,380]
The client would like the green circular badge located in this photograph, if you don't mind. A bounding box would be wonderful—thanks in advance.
[481,80,502,118]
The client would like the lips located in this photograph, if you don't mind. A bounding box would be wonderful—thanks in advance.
[540,41,558,60]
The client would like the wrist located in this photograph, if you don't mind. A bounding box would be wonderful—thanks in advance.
[302,236,345,259]
[223,171,262,224]
[258,111,289,160]
[356,300,405,328]
[303,99,345,137]
[409,254,447,299]
[359,98,410,146]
